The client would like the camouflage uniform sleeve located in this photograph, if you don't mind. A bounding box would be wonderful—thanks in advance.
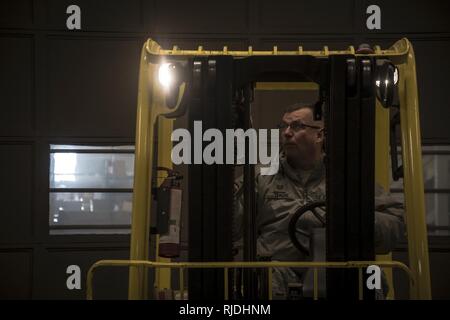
[374,184,406,254]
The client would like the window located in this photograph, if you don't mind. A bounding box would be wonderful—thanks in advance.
[49,145,135,235]
[391,145,450,236]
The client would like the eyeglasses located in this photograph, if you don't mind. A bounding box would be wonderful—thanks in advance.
[277,120,322,132]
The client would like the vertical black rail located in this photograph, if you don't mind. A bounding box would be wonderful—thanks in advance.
[215,56,234,299]
[243,84,257,299]
[188,57,234,299]
[188,59,205,299]
[345,57,361,300]
[201,59,218,298]
[326,55,350,299]
[359,58,375,300]
[326,55,376,299]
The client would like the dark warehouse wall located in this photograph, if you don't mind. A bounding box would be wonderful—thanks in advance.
[0,0,450,299]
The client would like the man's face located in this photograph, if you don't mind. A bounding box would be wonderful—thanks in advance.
[280,108,323,166]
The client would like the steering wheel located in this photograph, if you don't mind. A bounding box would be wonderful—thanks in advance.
[288,201,326,256]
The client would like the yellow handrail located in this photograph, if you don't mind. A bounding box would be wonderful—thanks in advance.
[87,259,414,300]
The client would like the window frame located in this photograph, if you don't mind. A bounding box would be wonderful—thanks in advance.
[390,144,450,247]
[48,144,135,235]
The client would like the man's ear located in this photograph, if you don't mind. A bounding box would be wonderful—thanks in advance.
[316,128,324,143]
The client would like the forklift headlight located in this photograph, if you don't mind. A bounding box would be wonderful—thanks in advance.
[374,60,398,108]
[158,63,177,90]
[158,61,187,109]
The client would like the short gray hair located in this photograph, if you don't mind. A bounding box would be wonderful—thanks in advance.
[283,102,315,114]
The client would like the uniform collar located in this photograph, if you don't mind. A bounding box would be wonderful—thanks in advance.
[280,152,325,187]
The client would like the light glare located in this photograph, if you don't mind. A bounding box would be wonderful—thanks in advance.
[158,63,173,89]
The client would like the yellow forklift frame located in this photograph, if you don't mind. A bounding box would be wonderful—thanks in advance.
[87,38,431,300]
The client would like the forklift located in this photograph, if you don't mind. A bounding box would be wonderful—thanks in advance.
[87,38,431,300]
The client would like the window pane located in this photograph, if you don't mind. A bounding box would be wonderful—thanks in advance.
[422,154,450,189]
[422,145,450,153]
[427,228,450,236]
[424,193,450,233]
[50,228,131,235]
[49,192,132,227]
[390,146,450,190]
[50,144,134,151]
[391,192,450,236]
[50,153,135,189]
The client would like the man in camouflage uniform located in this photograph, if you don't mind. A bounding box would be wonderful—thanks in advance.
[233,102,404,299]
